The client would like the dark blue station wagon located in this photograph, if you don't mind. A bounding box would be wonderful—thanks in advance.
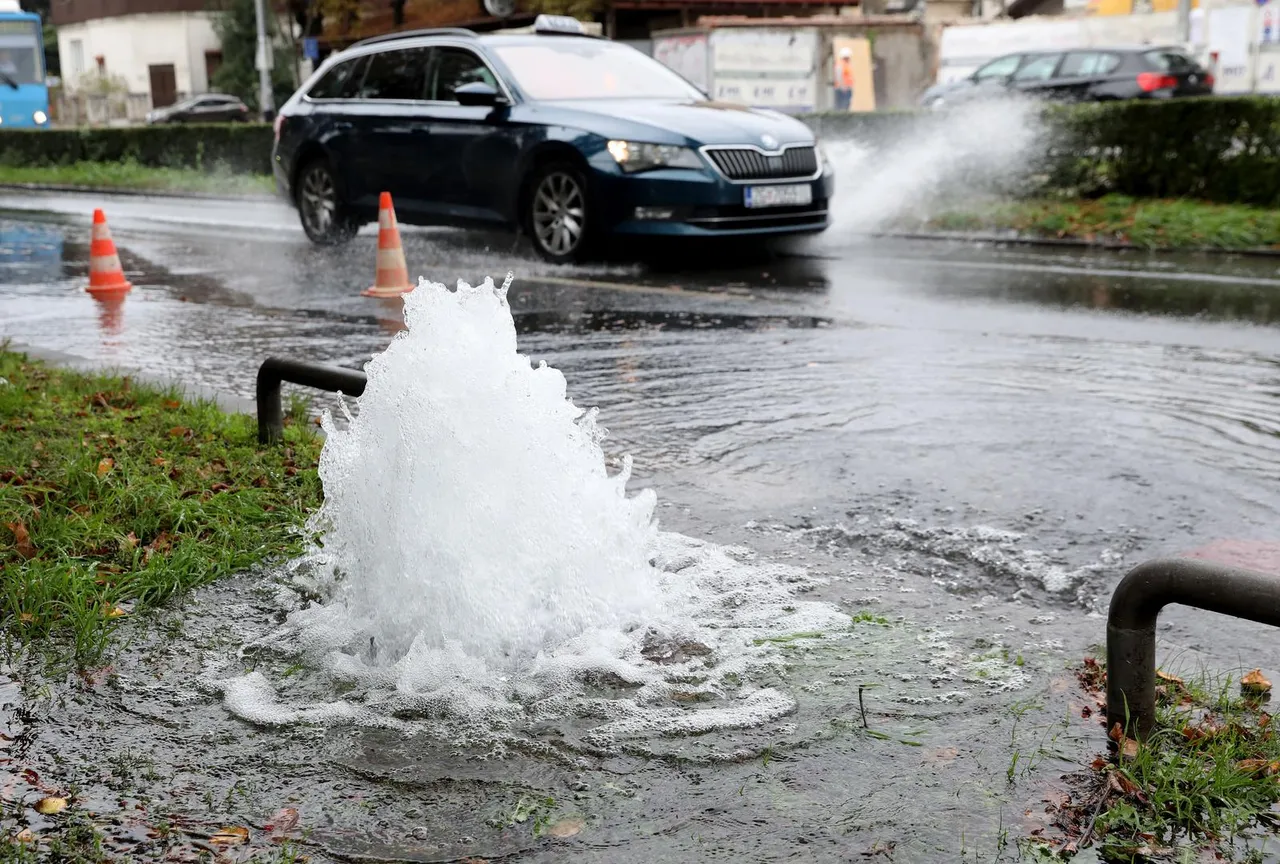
[272,15,835,263]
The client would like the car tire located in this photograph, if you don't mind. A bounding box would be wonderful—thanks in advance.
[524,161,595,264]
[296,157,358,246]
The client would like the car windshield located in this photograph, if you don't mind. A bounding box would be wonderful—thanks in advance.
[491,40,703,100]
[0,24,43,86]
[1144,49,1199,73]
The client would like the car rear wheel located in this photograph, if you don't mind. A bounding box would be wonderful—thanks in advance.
[526,162,594,264]
[297,158,358,246]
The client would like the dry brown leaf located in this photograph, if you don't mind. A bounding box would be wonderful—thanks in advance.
[162,400,181,410]
[209,826,250,847]
[122,532,139,551]
[151,457,167,467]
[1108,722,1124,742]
[95,458,114,478]
[545,817,584,839]
[18,613,33,624]
[105,606,128,619]
[14,828,33,844]
[168,427,190,439]
[34,796,66,815]
[6,521,35,560]
[266,807,299,835]
[1156,670,1185,687]
[1120,737,1139,760]
[1242,669,1273,695]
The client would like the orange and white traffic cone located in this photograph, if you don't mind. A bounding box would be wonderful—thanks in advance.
[361,192,413,298]
[85,209,133,300]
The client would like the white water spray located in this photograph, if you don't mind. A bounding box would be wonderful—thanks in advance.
[221,276,855,740]
[313,275,661,665]
[819,99,1042,238]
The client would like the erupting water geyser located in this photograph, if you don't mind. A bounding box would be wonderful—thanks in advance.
[314,274,662,666]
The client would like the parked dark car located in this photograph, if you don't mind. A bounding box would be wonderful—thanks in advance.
[919,45,1214,109]
[146,93,251,124]
[271,15,835,263]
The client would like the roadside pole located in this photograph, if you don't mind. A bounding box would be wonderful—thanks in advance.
[253,0,275,121]
[1177,0,1191,44]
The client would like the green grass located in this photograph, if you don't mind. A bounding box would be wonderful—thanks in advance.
[0,160,274,197]
[1053,658,1280,861]
[0,350,322,666]
[930,194,1280,251]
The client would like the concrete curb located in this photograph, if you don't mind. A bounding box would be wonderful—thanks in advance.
[5,341,258,417]
[0,182,275,204]
[868,228,1280,259]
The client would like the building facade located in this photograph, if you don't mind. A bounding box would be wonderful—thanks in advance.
[53,0,222,109]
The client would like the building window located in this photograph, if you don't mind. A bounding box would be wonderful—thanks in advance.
[69,39,84,77]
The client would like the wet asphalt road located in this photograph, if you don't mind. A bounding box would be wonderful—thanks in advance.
[2,190,1280,859]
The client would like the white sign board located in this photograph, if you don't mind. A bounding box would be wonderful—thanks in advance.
[709,28,818,112]
[1208,5,1253,93]
[653,32,710,93]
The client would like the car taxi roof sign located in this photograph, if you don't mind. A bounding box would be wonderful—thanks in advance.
[533,14,585,34]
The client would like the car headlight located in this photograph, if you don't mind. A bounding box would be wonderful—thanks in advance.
[32,110,47,125]
[606,140,703,173]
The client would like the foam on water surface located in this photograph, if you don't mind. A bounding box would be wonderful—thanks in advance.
[219,276,864,741]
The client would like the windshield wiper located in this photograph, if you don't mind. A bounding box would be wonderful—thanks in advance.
[0,70,19,90]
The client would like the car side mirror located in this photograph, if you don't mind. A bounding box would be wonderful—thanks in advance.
[455,82,507,107]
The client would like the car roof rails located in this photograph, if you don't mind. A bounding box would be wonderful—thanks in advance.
[349,27,477,48]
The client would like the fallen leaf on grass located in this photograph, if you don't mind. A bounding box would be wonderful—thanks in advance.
[208,483,232,494]
[14,828,33,843]
[34,796,66,815]
[162,400,181,410]
[96,458,114,478]
[1156,669,1185,687]
[121,532,139,551]
[1243,669,1273,696]
[18,613,34,624]
[209,826,250,847]
[5,521,35,559]
[105,606,129,619]
[1120,738,1139,760]
[168,427,191,440]
[151,457,167,467]
[265,807,299,836]
[545,817,584,839]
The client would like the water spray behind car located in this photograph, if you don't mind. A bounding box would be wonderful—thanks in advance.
[815,98,1044,242]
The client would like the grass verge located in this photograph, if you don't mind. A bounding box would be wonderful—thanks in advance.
[1041,657,1280,862]
[0,349,321,666]
[0,160,274,197]
[929,195,1280,251]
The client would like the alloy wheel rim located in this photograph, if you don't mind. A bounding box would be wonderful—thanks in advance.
[532,172,585,256]
[301,167,336,237]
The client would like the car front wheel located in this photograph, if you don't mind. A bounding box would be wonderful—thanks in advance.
[297,158,358,246]
[525,162,594,264]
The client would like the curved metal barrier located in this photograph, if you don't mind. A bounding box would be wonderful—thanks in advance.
[1107,557,1280,740]
[256,357,368,444]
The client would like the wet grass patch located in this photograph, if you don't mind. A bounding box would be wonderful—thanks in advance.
[0,349,321,666]
[930,195,1280,251]
[1043,658,1280,861]
[0,161,274,198]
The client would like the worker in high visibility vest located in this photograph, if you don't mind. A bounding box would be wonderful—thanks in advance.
[835,47,854,111]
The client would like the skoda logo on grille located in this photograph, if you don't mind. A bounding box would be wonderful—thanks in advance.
[760,134,778,150]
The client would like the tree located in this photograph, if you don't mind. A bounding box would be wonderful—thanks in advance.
[210,0,296,111]
[524,0,603,18]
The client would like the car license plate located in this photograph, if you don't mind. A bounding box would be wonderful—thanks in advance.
[744,184,813,209]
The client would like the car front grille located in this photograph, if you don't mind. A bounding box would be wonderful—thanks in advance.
[704,145,819,181]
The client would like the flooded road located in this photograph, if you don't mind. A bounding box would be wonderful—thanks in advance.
[2,191,1279,861]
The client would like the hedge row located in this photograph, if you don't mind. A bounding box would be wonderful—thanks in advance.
[0,124,273,175]
[2,98,1280,206]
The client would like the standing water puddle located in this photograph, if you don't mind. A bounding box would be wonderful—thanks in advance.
[1,276,1103,862]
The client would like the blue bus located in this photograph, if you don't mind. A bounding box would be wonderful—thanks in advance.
[0,1,48,128]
